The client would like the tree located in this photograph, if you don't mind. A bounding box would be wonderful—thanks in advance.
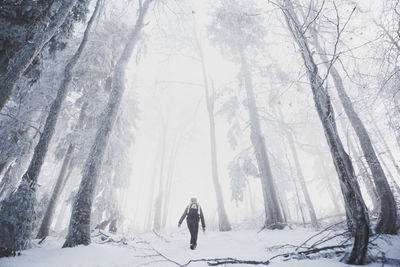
[277,107,318,228]
[311,21,397,234]
[278,0,369,263]
[36,103,89,239]
[0,0,100,257]
[0,0,84,111]
[63,0,153,247]
[209,0,285,229]
[193,16,231,231]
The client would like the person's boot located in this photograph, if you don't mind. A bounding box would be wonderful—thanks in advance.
[190,243,194,250]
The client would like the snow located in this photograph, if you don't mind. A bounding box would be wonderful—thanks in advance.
[1,228,399,267]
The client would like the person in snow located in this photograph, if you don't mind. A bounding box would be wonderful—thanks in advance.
[178,197,206,250]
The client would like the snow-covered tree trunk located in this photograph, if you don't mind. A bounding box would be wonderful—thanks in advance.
[197,40,231,231]
[313,36,397,234]
[153,123,167,231]
[369,114,400,178]
[280,128,306,225]
[36,101,89,239]
[204,85,232,231]
[318,161,342,214]
[239,48,284,229]
[0,0,101,256]
[161,134,180,229]
[350,134,379,212]
[281,0,369,263]
[63,0,152,247]
[286,131,318,227]
[278,107,318,227]
[0,0,78,111]
[0,160,14,199]
[335,106,379,211]
[36,144,74,239]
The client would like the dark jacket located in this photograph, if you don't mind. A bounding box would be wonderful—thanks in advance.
[179,203,206,228]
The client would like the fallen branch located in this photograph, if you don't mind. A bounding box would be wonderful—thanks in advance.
[206,258,270,266]
[145,247,270,266]
[268,244,351,262]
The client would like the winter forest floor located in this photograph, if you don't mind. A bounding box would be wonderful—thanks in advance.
[1,227,399,267]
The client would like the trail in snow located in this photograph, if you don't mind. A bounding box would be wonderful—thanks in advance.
[0,228,399,267]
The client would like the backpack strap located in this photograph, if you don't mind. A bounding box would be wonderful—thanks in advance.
[187,203,201,215]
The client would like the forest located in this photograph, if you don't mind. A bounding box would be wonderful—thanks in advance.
[0,0,399,266]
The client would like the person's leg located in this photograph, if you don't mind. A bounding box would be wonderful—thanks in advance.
[192,220,199,247]
[187,220,195,247]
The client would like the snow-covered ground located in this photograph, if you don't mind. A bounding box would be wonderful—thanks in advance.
[1,228,399,267]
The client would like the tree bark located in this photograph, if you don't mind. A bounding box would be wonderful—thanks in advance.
[281,1,369,263]
[239,47,285,229]
[313,35,397,234]
[0,0,78,111]
[63,0,152,247]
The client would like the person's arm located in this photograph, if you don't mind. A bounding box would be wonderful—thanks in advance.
[178,206,188,227]
[199,207,206,231]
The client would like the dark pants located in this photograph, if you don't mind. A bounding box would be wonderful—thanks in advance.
[187,218,199,245]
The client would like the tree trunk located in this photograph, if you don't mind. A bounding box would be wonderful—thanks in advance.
[196,36,231,230]
[0,160,15,200]
[36,102,88,239]
[153,123,168,231]
[369,113,400,179]
[281,1,369,263]
[278,108,318,227]
[0,0,78,111]
[313,35,397,234]
[63,0,152,247]
[335,111,379,212]
[354,139,380,210]
[318,158,343,214]
[239,48,284,229]
[282,137,306,226]
[161,133,181,229]
[36,144,74,239]
[373,143,400,196]
[144,154,159,230]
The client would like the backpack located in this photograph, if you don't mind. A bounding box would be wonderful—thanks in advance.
[187,203,200,220]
